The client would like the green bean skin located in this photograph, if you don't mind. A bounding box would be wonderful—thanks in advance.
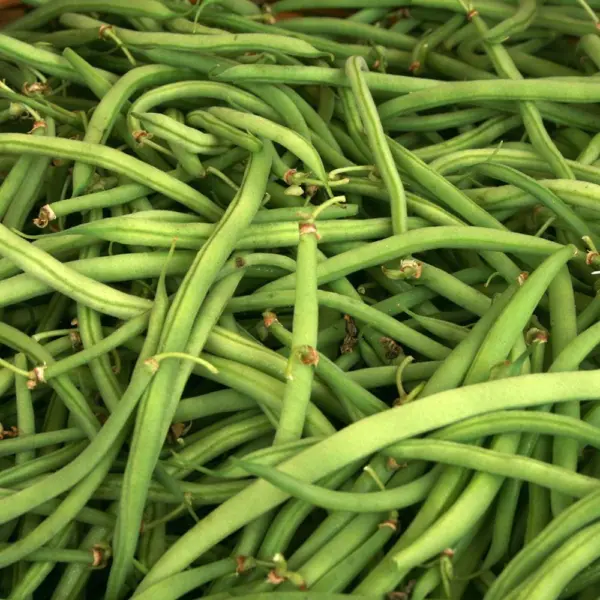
[46,215,401,250]
[187,110,263,154]
[236,459,436,512]
[139,369,600,589]
[0,297,165,528]
[346,56,407,235]
[0,33,117,84]
[378,79,600,122]
[549,264,580,518]
[0,428,85,458]
[484,0,537,43]
[131,559,238,600]
[71,63,197,193]
[107,145,272,600]
[4,4,600,596]
[0,134,222,220]
[466,245,577,385]
[3,0,189,32]
[0,222,151,319]
[513,521,600,600]
[134,111,230,154]
[486,486,600,600]
[274,220,319,445]
[0,122,52,225]
[228,290,451,360]
[257,226,565,293]
[207,107,328,184]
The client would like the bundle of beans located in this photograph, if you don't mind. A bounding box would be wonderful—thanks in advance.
[2,1,600,599]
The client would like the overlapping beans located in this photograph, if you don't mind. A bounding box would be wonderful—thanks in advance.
[1,1,600,599]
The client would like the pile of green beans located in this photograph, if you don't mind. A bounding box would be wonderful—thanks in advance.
[3,0,600,598]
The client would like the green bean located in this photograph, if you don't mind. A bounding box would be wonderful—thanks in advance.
[267,317,384,419]
[13,353,35,465]
[0,251,198,306]
[50,505,118,599]
[346,56,407,234]
[486,484,600,599]
[208,107,328,185]
[513,521,600,600]
[210,62,441,92]
[485,0,539,42]
[69,18,328,59]
[410,14,465,74]
[52,214,403,250]
[35,182,156,224]
[236,458,436,513]
[466,245,576,384]
[201,594,373,600]
[106,145,272,600]
[134,111,230,154]
[432,410,600,449]
[4,0,188,32]
[274,219,319,444]
[417,262,492,316]
[337,87,373,163]
[414,115,521,162]
[548,264,580,517]
[204,438,321,481]
[62,46,113,99]
[254,462,364,573]
[242,432,600,509]
[205,11,494,79]
[383,435,600,576]
[187,110,263,154]
[525,436,553,546]
[75,207,123,413]
[276,16,414,50]
[241,81,311,142]
[9,522,77,598]
[131,559,238,600]
[388,107,499,132]
[577,289,600,332]
[0,122,50,222]
[228,290,451,360]
[388,138,525,280]
[0,442,85,488]
[378,79,600,122]
[0,528,91,566]
[0,222,151,318]
[94,475,247,506]
[69,61,194,190]
[277,84,341,152]
[470,11,574,180]
[138,369,600,588]
[0,428,85,458]
[431,147,600,188]
[162,107,206,178]
[257,226,565,294]
[0,34,117,85]
[4,4,600,595]
[0,133,222,220]
[272,467,401,586]
[0,323,98,439]
[127,80,279,135]
[403,310,468,346]
[168,415,273,481]
[49,312,150,383]
[0,262,167,531]
[308,519,397,592]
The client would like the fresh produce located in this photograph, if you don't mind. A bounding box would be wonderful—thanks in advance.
[1,1,600,599]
